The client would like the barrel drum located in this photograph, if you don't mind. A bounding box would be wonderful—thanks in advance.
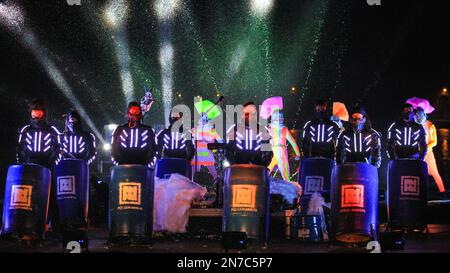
[387,160,428,229]
[54,159,89,231]
[109,165,154,243]
[1,164,51,241]
[222,164,270,241]
[331,163,378,243]
[155,158,191,179]
[298,158,334,209]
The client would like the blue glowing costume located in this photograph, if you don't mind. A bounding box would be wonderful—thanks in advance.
[225,123,273,167]
[336,126,382,168]
[301,117,340,159]
[17,121,61,169]
[60,112,97,165]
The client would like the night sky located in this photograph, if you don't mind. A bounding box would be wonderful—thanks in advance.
[0,0,450,173]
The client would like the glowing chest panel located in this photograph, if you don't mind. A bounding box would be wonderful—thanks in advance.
[63,135,87,154]
[393,127,421,147]
[310,124,335,143]
[236,129,263,151]
[163,132,187,150]
[119,128,150,149]
[343,133,374,153]
[24,131,54,153]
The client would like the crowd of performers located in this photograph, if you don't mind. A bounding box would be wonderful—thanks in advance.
[12,96,446,237]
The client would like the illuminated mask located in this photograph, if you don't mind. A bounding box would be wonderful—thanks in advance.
[67,115,79,131]
[128,106,142,121]
[31,109,45,119]
[351,113,364,121]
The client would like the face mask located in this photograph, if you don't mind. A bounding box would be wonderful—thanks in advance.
[315,111,327,120]
[352,122,365,132]
[31,110,45,119]
[351,113,365,132]
[402,112,414,121]
[128,106,142,122]
[31,118,46,129]
[414,115,426,125]
[169,116,180,125]
[66,115,81,132]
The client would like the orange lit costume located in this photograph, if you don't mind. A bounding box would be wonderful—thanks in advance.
[268,125,301,181]
[423,120,445,192]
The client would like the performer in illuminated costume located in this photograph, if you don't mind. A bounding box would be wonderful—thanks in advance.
[17,99,61,233]
[301,100,340,159]
[191,115,223,178]
[156,111,195,161]
[414,107,445,192]
[17,99,61,168]
[335,106,381,168]
[267,110,300,181]
[225,102,273,166]
[387,103,427,161]
[60,110,96,164]
[111,101,156,165]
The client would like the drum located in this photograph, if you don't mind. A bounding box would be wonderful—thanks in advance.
[222,164,270,241]
[298,158,334,209]
[1,164,51,241]
[331,163,378,243]
[109,165,154,243]
[387,160,428,229]
[54,159,89,231]
[155,158,191,179]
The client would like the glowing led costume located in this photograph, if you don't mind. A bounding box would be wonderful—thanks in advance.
[111,125,156,165]
[301,118,340,159]
[225,103,273,166]
[387,120,427,160]
[336,127,382,168]
[156,112,195,161]
[225,124,272,166]
[60,111,96,164]
[422,120,445,192]
[192,120,223,178]
[111,102,156,166]
[17,100,60,169]
[267,116,300,181]
[17,124,61,168]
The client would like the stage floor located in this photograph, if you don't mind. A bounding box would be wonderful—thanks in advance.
[1,224,450,253]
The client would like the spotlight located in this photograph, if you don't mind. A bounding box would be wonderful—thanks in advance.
[0,1,25,32]
[160,42,175,125]
[442,88,448,96]
[103,143,111,151]
[154,0,181,22]
[250,0,274,17]
[103,0,128,29]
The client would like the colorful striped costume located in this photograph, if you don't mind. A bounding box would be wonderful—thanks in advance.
[191,123,223,178]
[268,125,300,181]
